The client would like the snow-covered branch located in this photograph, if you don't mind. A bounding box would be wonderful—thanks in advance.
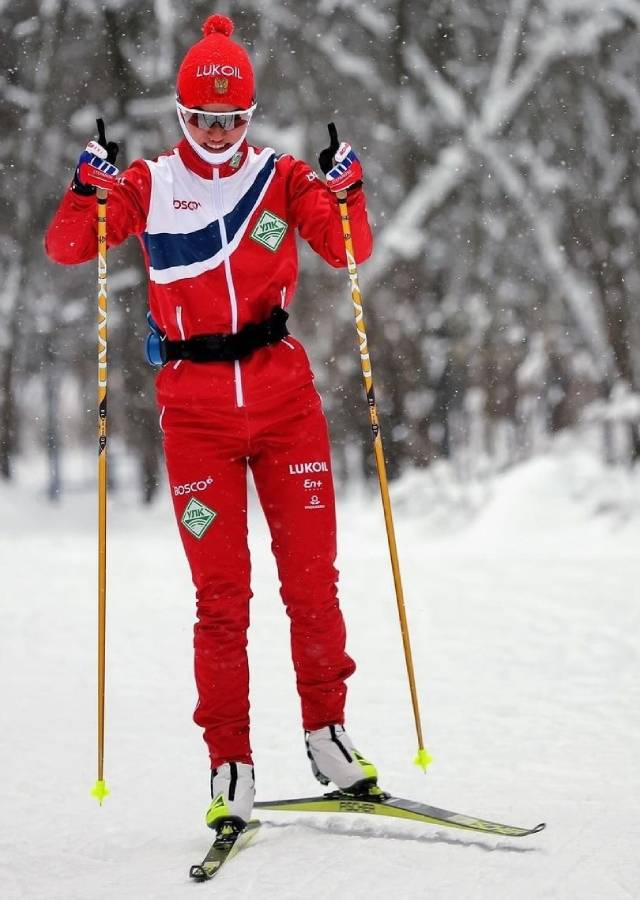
[606,72,640,130]
[481,9,621,135]
[560,0,640,27]
[330,0,395,37]
[313,31,389,96]
[485,0,531,114]
[369,3,635,291]
[364,144,470,283]
[403,43,467,128]
[477,139,616,378]
[0,80,36,110]
[609,0,640,27]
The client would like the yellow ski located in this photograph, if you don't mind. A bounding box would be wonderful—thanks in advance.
[255,791,544,838]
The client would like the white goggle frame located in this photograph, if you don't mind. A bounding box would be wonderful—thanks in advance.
[176,100,257,132]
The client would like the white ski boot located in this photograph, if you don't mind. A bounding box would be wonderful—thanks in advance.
[305,725,378,793]
[205,762,255,831]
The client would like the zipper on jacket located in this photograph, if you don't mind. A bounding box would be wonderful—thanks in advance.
[212,168,244,408]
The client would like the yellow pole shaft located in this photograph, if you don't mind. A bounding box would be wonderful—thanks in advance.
[337,194,432,771]
[92,188,110,804]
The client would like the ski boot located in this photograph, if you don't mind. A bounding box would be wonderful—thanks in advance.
[305,725,382,798]
[205,762,255,832]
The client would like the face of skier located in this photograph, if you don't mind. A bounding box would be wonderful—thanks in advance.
[181,103,250,155]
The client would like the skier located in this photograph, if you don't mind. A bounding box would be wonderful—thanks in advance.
[45,13,378,832]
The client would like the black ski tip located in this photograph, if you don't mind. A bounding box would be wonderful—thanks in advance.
[189,864,209,881]
[531,822,546,833]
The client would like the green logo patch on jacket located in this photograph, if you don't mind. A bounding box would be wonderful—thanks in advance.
[250,210,288,252]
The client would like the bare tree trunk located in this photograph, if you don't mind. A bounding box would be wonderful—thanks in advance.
[0,266,21,479]
[44,330,61,501]
[1,0,69,483]
[103,4,162,503]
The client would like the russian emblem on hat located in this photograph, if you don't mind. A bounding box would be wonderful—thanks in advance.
[214,77,228,94]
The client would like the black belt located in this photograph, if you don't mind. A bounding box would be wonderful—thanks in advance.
[159,306,289,364]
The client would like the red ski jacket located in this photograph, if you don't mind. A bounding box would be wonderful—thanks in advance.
[45,138,373,409]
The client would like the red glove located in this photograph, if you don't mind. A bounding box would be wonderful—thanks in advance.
[318,123,363,193]
[72,119,120,195]
[75,142,120,193]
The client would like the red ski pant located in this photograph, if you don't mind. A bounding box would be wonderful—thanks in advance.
[160,381,356,769]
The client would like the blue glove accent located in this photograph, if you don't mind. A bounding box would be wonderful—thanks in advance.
[326,147,358,180]
[78,148,119,179]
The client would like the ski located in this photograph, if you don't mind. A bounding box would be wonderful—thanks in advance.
[189,820,261,882]
[255,790,545,838]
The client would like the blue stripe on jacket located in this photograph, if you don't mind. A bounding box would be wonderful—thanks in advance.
[143,153,276,271]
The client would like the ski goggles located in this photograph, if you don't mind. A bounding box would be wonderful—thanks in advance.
[176,101,256,132]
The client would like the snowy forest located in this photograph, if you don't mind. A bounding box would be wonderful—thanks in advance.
[2,0,640,502]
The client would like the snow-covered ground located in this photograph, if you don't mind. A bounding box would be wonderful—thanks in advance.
[1,444,639,900]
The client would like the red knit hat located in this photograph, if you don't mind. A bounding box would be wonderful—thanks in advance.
[176,14,255,109]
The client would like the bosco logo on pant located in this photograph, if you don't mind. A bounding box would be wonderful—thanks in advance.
[173,476,214,496]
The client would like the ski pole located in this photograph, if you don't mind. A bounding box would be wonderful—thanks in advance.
[336,192,432,773]
[91,186,110,805]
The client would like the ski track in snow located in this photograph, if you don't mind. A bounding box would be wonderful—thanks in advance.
[1,449,639,899]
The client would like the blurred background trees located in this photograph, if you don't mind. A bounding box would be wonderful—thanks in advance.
[1,0,639,501]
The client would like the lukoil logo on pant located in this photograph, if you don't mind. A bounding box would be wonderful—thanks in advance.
[181,498,217,539]
[288,461,329,475]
